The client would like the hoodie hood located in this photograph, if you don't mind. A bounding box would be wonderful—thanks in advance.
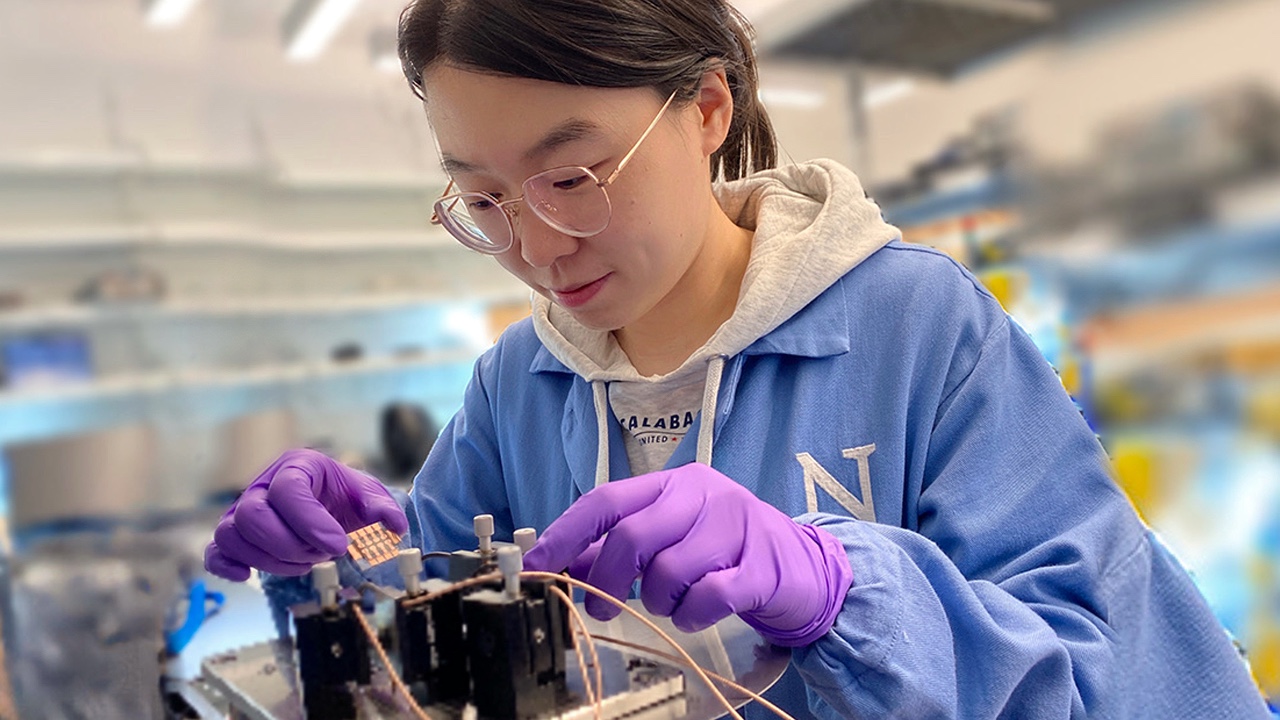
[532,158,899,383]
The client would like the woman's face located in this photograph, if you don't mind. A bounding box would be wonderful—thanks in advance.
[422,65,721,331]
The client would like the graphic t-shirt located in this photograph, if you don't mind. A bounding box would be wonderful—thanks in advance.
[608,374,706,476]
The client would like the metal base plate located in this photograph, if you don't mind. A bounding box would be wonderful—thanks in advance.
[190,600,789,720]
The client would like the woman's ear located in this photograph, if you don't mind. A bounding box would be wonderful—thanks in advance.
[693,66,734,158]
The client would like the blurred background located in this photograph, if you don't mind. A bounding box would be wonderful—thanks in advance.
[0,0,1275,716]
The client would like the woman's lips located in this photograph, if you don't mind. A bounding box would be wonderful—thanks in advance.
[551,274,610,308]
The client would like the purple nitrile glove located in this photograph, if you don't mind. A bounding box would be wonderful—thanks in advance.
[203,448,409,582]
[522,463,853,647]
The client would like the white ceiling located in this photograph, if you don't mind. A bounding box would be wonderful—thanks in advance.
[0,0,857,177]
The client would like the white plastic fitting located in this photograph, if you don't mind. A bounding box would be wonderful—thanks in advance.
[497,546,523,599]
[474,514,495,554]
[513,527,537,554]
[397,548,424,597]
[313,561,340,610]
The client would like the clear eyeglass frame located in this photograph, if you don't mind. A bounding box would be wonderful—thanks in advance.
[430,89,679,255]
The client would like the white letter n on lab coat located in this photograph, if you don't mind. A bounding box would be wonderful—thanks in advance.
[795,444,876,521]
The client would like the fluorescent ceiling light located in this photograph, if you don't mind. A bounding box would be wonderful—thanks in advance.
[757,87,827,109]
[144,0,201,28]
[865,79,917,109]
[915,0,1054,23]
[283,0,363,62]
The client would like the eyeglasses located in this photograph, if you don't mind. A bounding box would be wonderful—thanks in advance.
[430,90,679,254]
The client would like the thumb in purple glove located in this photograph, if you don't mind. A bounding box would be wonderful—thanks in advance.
[204,449,409,582]
[522,463,853,647]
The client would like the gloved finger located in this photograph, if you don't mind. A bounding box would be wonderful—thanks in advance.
[567,536,606,582]
[232,487,346,565]
[638,519,744,618]
[265,466,352,556]
[204,542,252,582]
[212,519,319,576]
[347,473,410,536]
[584,494,704,620]
[670,565,756,634]
[523,471,674,573]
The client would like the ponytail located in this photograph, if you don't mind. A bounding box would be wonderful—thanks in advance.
[712,2,777,181]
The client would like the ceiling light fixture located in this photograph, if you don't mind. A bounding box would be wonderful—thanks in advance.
[757,87,827,109]
[865,79,917,109]
[143,0,201,28]
[283,0,363,62]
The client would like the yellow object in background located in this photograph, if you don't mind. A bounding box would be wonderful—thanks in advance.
[1245,381,1280,441]
[1111,441,1159,522]
[1247,553,1280,700]
[1253,626,1280,706]
[976,267,1028,312]
[1058,352,1083,398]
[981,270,1014,310]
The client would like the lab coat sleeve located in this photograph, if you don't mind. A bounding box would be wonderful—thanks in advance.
[789,315,1269,719]
[407,348,515,559]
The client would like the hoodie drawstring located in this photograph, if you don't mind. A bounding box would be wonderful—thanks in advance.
[696,355,726,467]
[591,354,727,488]
[592,380,610,488]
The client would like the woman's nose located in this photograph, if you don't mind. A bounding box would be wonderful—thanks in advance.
[516,212,580,268]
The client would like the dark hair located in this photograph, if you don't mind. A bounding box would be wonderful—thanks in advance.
[397,0,777,182]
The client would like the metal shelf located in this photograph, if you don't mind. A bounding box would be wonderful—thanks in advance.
[0,351,478,446]
[1032,214,1280,318]
[879,174,1013,227]
[0,290,528,333]
[0,224,457,252]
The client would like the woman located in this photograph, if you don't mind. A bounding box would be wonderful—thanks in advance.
[204,0,1270,717]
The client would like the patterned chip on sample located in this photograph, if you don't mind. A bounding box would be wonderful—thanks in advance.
[347,522,403,570]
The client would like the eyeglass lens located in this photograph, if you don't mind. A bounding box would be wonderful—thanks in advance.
[435,166,613,252]
[436,195,511,251]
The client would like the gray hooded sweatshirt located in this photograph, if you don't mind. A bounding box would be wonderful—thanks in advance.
[530,159,899,482]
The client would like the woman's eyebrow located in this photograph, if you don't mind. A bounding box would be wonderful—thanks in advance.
[439,119,602,176]
[440,154,481,175]
[524,119,602,161]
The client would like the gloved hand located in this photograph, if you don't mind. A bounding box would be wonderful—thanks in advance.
[203,449,409,581]
[522,463,853,647]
